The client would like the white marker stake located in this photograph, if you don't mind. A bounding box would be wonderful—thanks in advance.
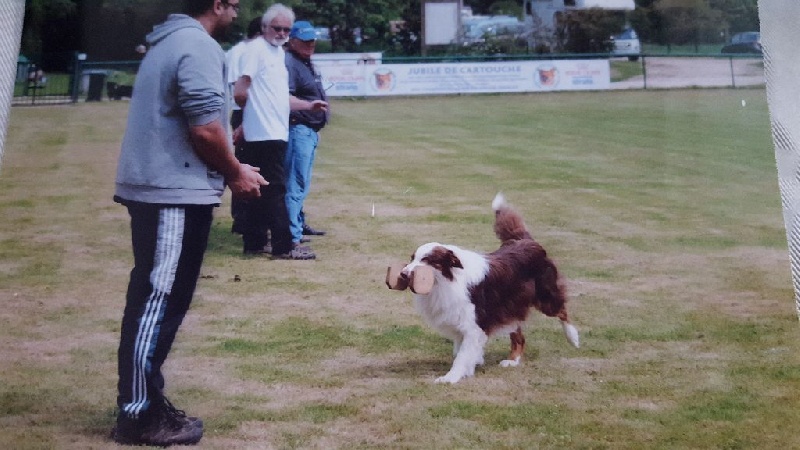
[371,203,375,217]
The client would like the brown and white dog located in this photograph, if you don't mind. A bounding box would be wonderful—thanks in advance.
[400,193,579,384]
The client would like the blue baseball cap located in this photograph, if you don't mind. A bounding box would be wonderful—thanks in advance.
[290,21,317,41]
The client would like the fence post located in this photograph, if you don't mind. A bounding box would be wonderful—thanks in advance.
[641,55,647,90]
[70,53,86,103]
[728,56,736,88]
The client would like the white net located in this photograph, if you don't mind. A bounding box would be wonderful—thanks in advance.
[0,0,26,171]
[759,0,800,318]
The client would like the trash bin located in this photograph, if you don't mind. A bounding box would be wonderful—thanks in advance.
[84,70,108,101]
[16,55,29,83]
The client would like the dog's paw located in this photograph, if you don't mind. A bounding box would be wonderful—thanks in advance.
[434,373,463,384]
[499,356,521,368]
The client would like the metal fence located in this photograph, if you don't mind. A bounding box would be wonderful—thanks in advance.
[611,53,764,90]
[10,53,764,106]
[11,56,141,106]
[11,61,74,106]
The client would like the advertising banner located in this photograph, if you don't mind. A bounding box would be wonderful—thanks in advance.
[319,59,610,96]
[312,53,382,97]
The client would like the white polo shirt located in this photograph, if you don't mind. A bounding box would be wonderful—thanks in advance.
[239,37,290,142]
[225,39,249,112]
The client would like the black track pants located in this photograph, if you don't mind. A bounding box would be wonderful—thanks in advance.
[116,201,213,419]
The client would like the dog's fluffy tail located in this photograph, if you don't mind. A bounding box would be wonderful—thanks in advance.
[493,193,579,348]
[562,322,580,348]
[492,193,532,243]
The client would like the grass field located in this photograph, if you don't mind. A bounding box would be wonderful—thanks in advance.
[2,88,798,449]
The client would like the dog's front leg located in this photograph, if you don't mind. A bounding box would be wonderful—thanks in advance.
[435,331,487,384]
[452,336,462,358]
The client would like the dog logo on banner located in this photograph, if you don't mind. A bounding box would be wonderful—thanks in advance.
[534,65,559,89]
[371,68,396,92]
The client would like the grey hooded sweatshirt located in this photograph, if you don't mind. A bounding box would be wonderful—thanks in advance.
[115,14,228,205]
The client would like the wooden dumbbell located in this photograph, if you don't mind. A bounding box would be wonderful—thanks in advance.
[385,264,435,295]
[385,263,409,291]
[408,265,434,294]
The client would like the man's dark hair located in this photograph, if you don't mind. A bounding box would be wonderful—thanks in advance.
[183,0,216,17]
[247,17,262,39]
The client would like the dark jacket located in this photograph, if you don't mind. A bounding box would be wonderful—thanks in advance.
[286,49,328,131]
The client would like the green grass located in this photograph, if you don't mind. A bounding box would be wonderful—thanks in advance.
[1,88,796,449]
[13,72,72,97]
[610,59,644,81]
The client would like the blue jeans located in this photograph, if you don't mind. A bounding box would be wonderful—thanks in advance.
[285,124,319,243]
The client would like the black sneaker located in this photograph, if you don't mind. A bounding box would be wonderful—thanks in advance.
[161,396,203,430]
[111,398,203,446]
[139,408,203,447]
[110,415,146,445]
[302,224,326,236]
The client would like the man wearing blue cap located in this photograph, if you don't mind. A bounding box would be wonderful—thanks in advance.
[285,20,329,248]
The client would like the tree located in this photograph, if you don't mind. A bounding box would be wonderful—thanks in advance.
[656,0,727,48]
[630,0,667,45]
[631,0,758,47]
[79,0,176,61]
[554,8,625,54]
[709,0,758,35]
[293,0,404,52]
[487,1,521,17]
[22,0,79,68]
[391,0,421,56]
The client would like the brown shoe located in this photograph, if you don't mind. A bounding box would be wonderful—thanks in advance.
[272,243,316,260]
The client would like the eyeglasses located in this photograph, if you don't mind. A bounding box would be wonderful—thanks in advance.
[271,26,292,34]
[221,0,240,12]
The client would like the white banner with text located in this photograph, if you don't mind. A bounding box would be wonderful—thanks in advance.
[319,59,610,96]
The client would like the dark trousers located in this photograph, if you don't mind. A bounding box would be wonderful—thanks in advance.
[230,110,246,234]
[116,201,213,419]
[237,139,293,255]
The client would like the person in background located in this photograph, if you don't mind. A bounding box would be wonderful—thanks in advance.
[233,3,327,260]
[227,16,263,235]
[111,0,266,446]
[284,20,329,246]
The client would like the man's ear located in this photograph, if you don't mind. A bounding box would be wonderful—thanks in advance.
[213,0,225,15]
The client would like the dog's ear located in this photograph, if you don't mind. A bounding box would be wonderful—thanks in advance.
[434,248,463,281]
[447,250,463,269]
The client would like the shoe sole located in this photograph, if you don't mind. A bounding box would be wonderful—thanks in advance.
[271,255,316,260]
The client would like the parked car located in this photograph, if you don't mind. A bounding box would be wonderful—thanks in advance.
[721,32,761,54]
[315,27,330,41]
[462,16,525,45]
[610,28,640,61]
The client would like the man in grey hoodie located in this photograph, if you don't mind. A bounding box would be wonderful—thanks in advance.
[111,0,264,446]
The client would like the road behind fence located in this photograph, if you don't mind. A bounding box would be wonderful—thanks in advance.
[611,54,764,90]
